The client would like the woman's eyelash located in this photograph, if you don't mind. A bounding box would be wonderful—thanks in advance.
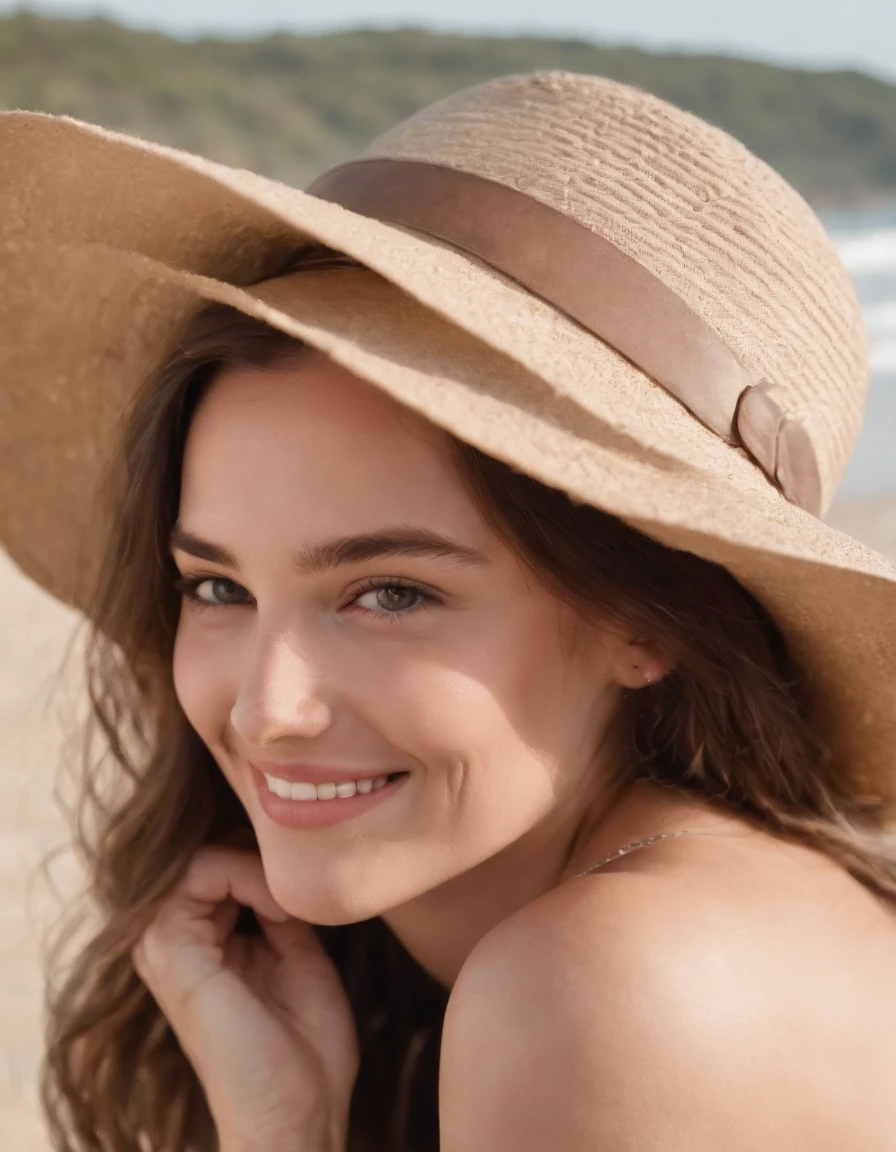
[170,574,439,621]
[171,575,250,612]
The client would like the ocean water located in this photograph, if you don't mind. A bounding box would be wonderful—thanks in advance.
[823,202,896,498]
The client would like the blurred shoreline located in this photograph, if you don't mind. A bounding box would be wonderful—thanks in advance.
[826,495,896,561]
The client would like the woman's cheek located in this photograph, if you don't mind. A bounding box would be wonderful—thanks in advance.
[379,658,490,742]
[382,660,548,807]
[172,615,239,744]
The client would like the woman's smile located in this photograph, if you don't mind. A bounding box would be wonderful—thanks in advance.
[252,763,411,829]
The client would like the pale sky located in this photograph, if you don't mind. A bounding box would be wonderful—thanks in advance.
[5,0,896,81]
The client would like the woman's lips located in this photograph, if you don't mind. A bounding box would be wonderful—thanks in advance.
[251,764,409,829]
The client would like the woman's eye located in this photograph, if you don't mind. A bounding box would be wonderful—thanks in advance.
[175,576,250,606]
[353,583,428,616]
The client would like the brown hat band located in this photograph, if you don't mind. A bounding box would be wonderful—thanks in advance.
[307,158,823,516]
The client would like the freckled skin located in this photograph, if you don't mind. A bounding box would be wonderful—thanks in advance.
[172,351,671,976]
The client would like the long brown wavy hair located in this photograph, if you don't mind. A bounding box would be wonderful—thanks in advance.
[39,246,896,1152]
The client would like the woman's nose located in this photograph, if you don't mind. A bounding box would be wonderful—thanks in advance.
[229,631,333,747]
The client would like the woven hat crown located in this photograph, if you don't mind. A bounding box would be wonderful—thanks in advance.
[346,71,868,515]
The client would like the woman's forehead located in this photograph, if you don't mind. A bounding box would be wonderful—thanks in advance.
[188,356,445,464]
[178,356,483,538]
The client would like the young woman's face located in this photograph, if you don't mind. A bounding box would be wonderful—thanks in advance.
[172,351,640,923]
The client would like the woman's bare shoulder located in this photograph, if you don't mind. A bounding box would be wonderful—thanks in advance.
[440,831,896,1151]
[441,870,779,1149]
[447,842,786,1054]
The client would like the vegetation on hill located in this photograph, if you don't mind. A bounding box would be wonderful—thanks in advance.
[3,11,896,205]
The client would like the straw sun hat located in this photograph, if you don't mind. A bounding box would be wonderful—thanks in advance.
[1,71,894,808]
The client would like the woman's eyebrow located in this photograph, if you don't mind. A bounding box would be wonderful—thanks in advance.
[168,524,490,574]
[169,526,237,567]
[293,527,491,575]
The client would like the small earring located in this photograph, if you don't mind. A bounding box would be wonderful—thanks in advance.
[643,670,654,685]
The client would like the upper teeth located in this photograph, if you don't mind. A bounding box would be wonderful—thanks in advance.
[263,774,391,801]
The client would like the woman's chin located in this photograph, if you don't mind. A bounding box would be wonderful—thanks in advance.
[272,886,396,926]
[259,857,411,925]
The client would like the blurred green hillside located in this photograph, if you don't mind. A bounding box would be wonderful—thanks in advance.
[3,11,896,205]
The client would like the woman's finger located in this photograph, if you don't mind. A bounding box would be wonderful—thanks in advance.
[211,898,242,946]
[254,913,328,962]
[164,845,291,926]
[132,846,290,1001]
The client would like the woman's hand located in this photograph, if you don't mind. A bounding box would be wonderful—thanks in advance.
[131,845,359,1152]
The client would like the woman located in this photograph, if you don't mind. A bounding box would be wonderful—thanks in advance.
[2,70,895,1151]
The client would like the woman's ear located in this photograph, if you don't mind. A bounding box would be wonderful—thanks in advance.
[612,636,677,690]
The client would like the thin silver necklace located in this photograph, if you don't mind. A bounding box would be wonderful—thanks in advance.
[563,830,695,884]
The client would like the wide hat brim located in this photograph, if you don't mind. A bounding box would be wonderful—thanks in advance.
[1,110,895,811]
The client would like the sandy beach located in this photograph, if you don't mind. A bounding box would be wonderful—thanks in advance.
[1,497,894,1148]
[0,548,84,1149]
